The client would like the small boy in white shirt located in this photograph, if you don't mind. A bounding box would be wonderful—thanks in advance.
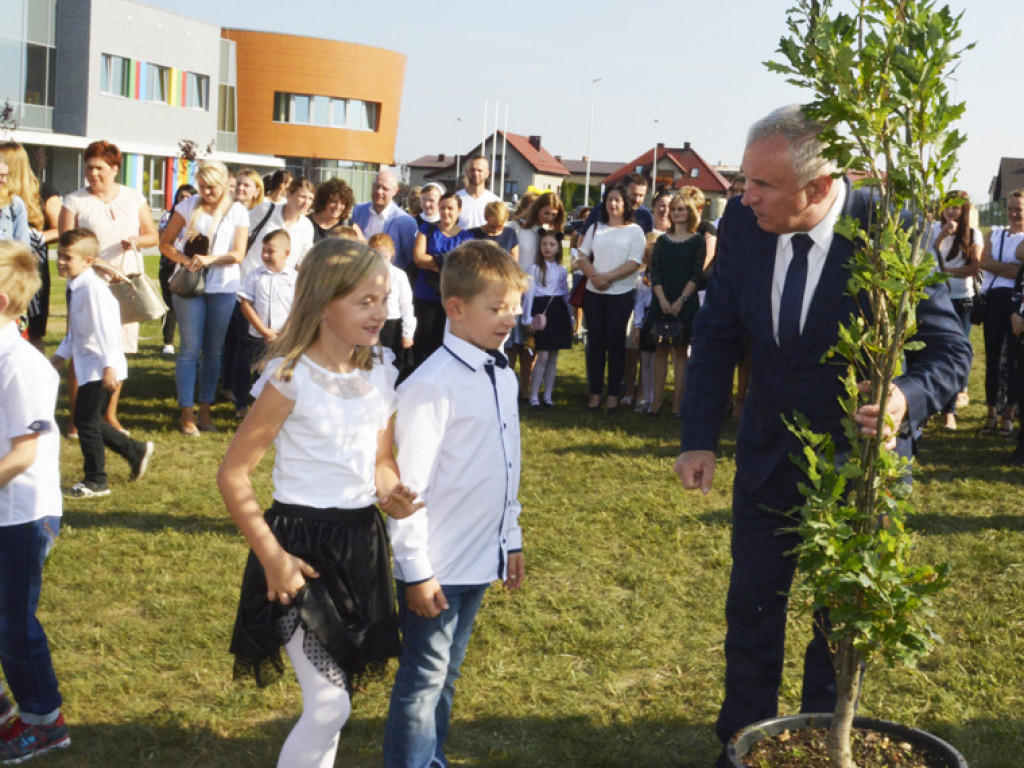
[384,241,528,768]
[368,233,415,378]
[0,240,70,762]
[51,229,154,498]
[236,230,297,416]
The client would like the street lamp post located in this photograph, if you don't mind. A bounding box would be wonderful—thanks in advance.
[584,77,601,207]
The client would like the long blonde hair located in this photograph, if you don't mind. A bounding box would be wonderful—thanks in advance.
[185,161,233,242]
[0,143,42,229]
[265,238,386,381]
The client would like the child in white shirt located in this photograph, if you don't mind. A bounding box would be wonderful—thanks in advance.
[384,241,528,768]
[51,229,154,498]
[0,241,69,762]
[368,233,415,380]
[236,230,297,417]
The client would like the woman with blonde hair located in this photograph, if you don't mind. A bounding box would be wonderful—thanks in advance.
[59,140,159,435]
[0,142,60,349]
[648,188,706,416]
[160,161,249,435]
[235,169,265,211]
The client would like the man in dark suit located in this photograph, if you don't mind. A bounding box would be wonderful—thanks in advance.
[673,105,971,764]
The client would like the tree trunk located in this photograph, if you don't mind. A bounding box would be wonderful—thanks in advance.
[827,636,863,768]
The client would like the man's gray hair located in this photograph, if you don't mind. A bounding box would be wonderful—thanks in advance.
[747,105,837,186]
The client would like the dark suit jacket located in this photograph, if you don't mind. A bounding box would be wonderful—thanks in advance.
[680,182,972,492]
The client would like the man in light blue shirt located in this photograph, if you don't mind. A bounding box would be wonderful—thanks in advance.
[352,171,418,271]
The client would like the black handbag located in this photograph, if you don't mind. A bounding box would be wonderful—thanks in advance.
[649,316,684,346]
[168,233,211,298]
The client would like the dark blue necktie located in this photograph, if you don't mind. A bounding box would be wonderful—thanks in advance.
[778,233,813,354]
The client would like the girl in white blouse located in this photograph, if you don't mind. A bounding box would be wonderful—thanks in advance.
[218,238,421,768]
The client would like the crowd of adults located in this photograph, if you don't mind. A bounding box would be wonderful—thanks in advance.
[3,138,1024,462]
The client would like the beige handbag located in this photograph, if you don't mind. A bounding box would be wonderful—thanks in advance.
[100,249,168,324]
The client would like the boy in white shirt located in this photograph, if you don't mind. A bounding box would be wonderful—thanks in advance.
[384,240,528,768]
[0,241,70,761]
[51,230,153,498]
[236,230,297,417]
[368,233,415,379]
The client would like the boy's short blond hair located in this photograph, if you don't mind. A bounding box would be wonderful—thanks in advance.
[0,241,41,317]
[368,233,395,255]
[441,240,529,302]
[483,200,509,227]
[58,228,100,260]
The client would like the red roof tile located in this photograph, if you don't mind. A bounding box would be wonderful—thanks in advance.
[604,144,730,194]
[498,132,570,176]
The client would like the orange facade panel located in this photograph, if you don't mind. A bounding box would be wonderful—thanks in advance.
[222,29,406,165]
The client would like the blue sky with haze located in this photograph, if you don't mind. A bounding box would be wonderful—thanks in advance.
[141,0,1009,202]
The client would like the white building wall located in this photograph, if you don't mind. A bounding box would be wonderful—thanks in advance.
[85,0,220,149]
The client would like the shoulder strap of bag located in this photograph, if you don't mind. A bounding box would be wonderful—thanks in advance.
[246,203,275,251]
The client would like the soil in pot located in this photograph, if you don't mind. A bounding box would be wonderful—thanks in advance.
[742,725,950,768]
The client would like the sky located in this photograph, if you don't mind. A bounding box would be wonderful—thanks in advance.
[141,0,1012,204]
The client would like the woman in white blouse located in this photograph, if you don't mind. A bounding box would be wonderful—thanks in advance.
[933,190,982,430]
[159,161,249,435]
[576,185,646,411]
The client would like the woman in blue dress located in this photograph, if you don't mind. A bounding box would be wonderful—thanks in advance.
[410,191,473,369]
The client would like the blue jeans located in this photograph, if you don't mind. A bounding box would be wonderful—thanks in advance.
[0,518,61,720]
[172,292,236,407]
[384,582,489,768]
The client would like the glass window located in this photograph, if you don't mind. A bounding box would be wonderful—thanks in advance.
[347,99,366,131]
[196,74,209,110]
[102,54,131,98]
[149,65,169,103]
[46,46,54,105]
[23,43,46,105]
[274,91,290,122]
[364,102,378,131]
[330,98,346,127]
[26,0,54,46]
[292,94,310,124]
[690,168,700,178]
[218,84,235,133]
[312,95,329,126]
[0,38,22,103]
[0,0,24,42]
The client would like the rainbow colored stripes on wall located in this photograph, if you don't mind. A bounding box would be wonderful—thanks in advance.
[112,54,196,108]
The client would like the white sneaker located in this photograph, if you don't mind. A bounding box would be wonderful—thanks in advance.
[162,344,175,355]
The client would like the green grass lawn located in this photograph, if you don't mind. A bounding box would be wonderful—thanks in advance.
[26,256,1024,766]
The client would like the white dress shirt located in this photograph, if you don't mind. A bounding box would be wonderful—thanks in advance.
[391,332,522,585]
[387,264,416,339]
[237,265,298,337]
[253,354,397,509]
[55,267,128,384]
[0,322,61,526]
[771,180,847,343]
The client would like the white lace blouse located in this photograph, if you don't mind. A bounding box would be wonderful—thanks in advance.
[252,352,397,509]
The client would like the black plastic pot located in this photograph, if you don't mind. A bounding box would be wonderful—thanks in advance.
[727,713,968,767]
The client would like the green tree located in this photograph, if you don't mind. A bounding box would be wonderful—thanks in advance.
[768,1,972,766]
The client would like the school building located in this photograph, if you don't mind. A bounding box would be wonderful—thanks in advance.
[1,0,407,210]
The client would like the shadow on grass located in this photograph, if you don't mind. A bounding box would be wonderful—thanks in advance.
[41,714,723,768]
[63,508,238,535]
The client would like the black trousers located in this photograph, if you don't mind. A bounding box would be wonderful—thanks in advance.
[74,380,145,487]
[158,259,177,346]
[983,287,1017,410]
[582,290,634,397]
[715,462,837,747]
[412,298,445,371]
